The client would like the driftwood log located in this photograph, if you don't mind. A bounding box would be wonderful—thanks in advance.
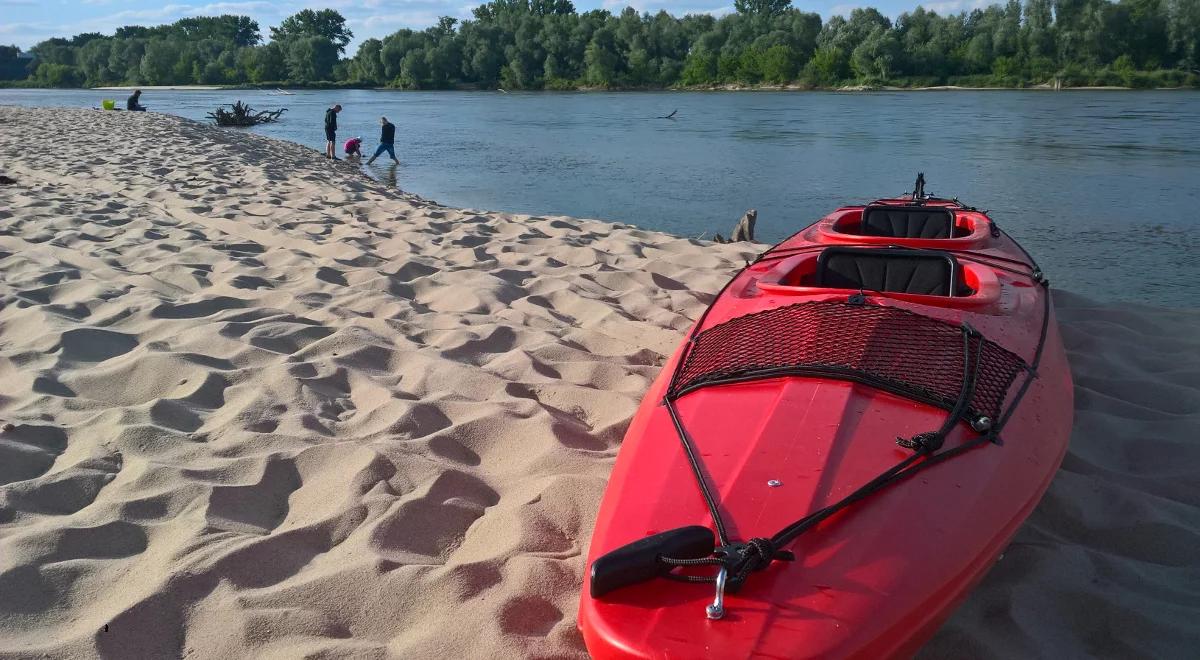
[207,101,287,127]
[714,209,756,243]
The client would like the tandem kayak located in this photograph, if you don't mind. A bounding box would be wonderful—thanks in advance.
[580,179,1073,659]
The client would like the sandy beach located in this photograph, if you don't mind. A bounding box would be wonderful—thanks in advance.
[0,106,1196,659]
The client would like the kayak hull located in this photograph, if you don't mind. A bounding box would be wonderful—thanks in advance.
[580,201,1074,658]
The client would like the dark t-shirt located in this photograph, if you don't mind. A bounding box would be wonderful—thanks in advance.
[381,121,395,145]
[127,94,142,110]
[324,108,338,131]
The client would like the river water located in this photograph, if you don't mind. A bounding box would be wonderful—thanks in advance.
[3,88,1198,306]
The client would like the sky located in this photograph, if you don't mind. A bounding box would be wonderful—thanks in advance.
[0,0,986,52]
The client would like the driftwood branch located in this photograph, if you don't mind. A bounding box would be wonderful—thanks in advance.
[207,101,287,127]
[713,209,756,243]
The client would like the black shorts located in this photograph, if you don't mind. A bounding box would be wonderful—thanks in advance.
[325,127,336,142]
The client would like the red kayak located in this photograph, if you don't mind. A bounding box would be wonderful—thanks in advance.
[580,179,1073,659]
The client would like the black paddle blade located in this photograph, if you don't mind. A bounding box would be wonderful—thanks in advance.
[590,526,715,598]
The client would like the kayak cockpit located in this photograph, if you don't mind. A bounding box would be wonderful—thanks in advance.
[817,247,970,296]
[814,204,994,250]
[755,247,1001,307]
[854,205,962,239]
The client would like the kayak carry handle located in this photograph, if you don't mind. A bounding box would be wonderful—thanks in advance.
[590,526,715,598]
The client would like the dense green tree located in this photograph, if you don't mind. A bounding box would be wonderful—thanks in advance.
[77,39,115,85]
[460,22,505,84]
[32,62,83,86]
[30,38,75,66]
[680,50,718,84]
[271,9,353,54]
[285,36,339,80]
[114,26,153,40]
[139,40,177,84]
[1108,0,1170,67]
[11,1,1200,89]
[400,48,432,87]
[852,25,901,79]
[735,0,793,16]
[350,38,386,83]
[173,16,261,47]
[584,25,620,85]
[1022,0,1057,60]
[762,44,800,82]
[1054,0,1105,65]
[804,45,849,84]
[1167,0,1200,67]
[0,45,31,80]
[70,33,107,48]
[249,42,287,82]
[897,8,955,77]
[108,39,147,83]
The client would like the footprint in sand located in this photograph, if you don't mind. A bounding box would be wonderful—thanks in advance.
[228,274,274,290]
[204,459,302,535]
[1,453,122,519]
[369,470,500,561]
[0,424,69,487]
[56,328,139,363]
[498,595,564,636]
[315,266,348,286]
[150,296,247,319]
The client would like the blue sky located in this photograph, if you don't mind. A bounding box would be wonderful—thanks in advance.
[0,0,984,52]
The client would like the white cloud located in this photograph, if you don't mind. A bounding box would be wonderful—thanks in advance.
[0,21,44,36]
[189,1,278,13]
[827,3,862,17]
[603,0,639,10]
[102,4,192,22]
[348,11,451,30]
[921,0,987,14]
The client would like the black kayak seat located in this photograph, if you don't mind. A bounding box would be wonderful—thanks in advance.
[861,205,956,239]
[816,247,963,297]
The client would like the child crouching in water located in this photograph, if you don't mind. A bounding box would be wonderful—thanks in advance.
[344,137,363,159]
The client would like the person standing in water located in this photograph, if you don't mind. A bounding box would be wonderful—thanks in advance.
[366,116,399,165]
[324,104,341,159]
[126,89,147,111]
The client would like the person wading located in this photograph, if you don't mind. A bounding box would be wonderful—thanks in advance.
[324,104,342,160]
[367,116,399,165]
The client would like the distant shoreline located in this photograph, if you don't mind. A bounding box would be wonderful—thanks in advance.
[92,85,225,91]
[7,83,1198,93]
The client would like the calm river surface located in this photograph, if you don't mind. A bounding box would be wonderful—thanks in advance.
[4,88,1198,306]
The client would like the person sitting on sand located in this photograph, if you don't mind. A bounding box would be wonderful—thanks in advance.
[344,137,363,159]
[366,116,400,165]
[126,90,147,112]
[324,104,341,160]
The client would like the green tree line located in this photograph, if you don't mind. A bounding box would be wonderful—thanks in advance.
[3,1,1199,89]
